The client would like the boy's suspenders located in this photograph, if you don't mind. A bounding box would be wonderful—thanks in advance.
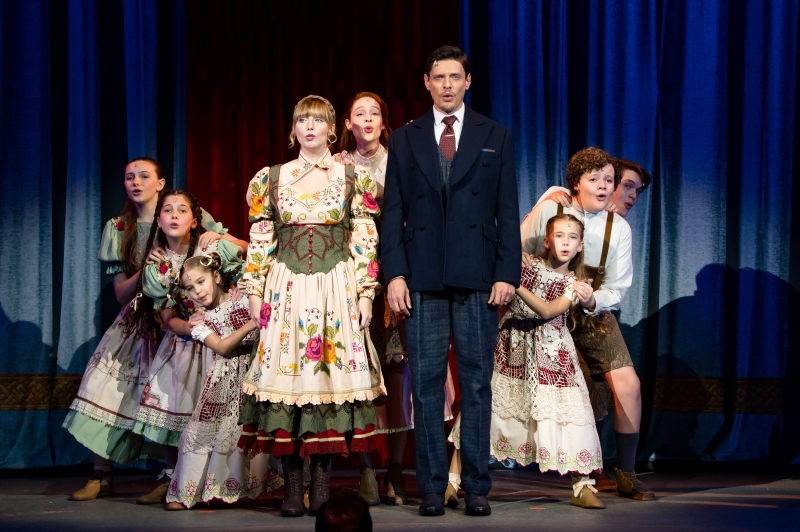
[556,204,614,291]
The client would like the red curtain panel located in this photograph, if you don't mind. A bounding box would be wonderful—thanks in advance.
[186,0,460,239]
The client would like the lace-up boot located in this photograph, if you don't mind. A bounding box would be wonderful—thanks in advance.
[280,455,306,517]
[308,453,331,516]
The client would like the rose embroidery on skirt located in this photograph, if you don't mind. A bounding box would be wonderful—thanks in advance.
[577,449,592,467]
[305,335,322,362]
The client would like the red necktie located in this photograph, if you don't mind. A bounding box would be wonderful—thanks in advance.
[439,115,457,161]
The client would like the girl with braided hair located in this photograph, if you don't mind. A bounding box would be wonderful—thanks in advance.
[63,159,231,502]
[163,253,282,510]
[129,190,245,505]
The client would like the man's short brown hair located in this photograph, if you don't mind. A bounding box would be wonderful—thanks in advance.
[566,147,617,195]
[425,45,470,76]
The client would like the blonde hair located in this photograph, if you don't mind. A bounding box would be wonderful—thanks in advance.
[288,95,337,148]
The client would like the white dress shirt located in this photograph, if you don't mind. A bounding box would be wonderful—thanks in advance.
[433,104,466,150]
[519,199,633,315]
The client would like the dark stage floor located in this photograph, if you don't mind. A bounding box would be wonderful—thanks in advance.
[1,469,797,531]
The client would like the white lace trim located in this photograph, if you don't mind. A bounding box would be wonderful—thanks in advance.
[180,354,249,454]
[134,404,190,432]
[241,382,387,406]
[69,398,135,430]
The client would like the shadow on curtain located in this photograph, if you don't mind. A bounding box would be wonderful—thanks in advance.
[462,0,799,464]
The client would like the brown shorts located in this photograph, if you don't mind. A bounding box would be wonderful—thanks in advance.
[571,312,633,376]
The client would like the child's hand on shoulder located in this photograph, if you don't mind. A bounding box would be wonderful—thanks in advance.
[198,231,222,249]
[188,311,205,329]
[522,252,534,267]
[573,280,595,308]
[229,286,243,302]
[146,247,167,264]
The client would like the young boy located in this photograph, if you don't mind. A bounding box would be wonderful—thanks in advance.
[520,149,655,501]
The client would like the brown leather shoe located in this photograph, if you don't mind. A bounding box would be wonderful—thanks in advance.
[136,482,170,504]
[70,479,113,501]
[615,470,657,501]
[571,486,606,509]
[590,470,616,492]
[358,466,380,506]
[164,501,186,511]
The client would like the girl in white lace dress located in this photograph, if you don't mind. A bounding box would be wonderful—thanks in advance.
[164,253,281,509]
[449,213,605,509]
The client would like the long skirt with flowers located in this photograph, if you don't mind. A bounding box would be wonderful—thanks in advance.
[63,304,158,463]
[449,259,603,475]
[132,333,216,446]
[166,349,282,507]
[238,260,386,458]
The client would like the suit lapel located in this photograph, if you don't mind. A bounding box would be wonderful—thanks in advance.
[451,107,490,186]
[408,109,441,192]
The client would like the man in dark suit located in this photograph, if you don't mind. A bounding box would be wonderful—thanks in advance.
[381,45,521,517]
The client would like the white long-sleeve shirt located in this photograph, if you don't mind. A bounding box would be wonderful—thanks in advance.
[520,198,633,315]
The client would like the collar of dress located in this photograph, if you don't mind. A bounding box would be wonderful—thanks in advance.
[285,149,334,187]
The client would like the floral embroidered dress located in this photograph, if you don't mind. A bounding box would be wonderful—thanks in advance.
[449,257,602,475]
[336,146,454,433]
[166,297,282,508]
[132,239,243,446]
[237,150,385,457]
[63,213,226,463]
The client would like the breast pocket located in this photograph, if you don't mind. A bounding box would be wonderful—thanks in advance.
[482,223,498,283]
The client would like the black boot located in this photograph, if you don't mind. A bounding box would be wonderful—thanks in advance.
[308,454,331,517]
[280,455,305,517]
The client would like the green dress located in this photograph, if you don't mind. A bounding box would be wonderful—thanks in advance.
[62,211,228,463]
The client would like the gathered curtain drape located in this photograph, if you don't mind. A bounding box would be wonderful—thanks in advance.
[0,0,185,468]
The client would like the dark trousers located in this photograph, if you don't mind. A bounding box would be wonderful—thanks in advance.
[406,288,497,496]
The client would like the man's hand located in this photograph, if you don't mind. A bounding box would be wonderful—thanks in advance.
[488,281,515,306]
[574,280,596,310]
[198,231,222,249]
[357,297,373,330]
[546,190,572,208]
[605,202,619,213]
[387,278,412,316]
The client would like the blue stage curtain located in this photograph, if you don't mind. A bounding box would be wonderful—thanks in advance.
[463,0,799,464]
[0,0,185,468]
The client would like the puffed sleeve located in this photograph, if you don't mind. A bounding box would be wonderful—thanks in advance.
[349,167,381,300]
[98,218,126,274]
[142,263,173,309]
[215,239,244,285]
[200,208,229,235]
[238,167,276,298]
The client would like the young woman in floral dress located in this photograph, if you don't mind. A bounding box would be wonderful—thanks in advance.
[237,95,385,518]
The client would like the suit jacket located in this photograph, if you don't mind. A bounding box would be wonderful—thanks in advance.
[381,106,521,292]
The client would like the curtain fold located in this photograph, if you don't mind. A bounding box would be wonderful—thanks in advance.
[0,0,185,468]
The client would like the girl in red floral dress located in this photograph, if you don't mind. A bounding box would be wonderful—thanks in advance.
[449,213,605,509]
